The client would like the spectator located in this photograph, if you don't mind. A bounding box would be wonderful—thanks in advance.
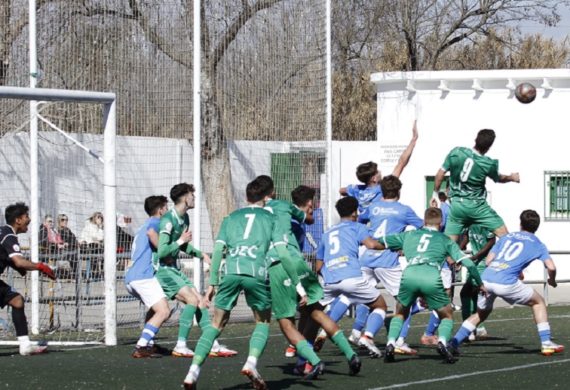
[39,215,65,254]
[116,213,134,254]
[57,214,79,279]
[79,212,104,249]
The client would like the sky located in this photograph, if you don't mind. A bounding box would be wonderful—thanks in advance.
[518,5,570,40]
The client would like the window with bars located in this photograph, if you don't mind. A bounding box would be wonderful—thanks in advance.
[545,171,570,220]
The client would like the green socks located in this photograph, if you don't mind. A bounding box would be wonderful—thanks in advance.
[295,339,321,365]
[192,326,220,366]
[178,304,198,342]
[438,318,454,344]
[331,331,356,360]
[249,323,270,359]
[387,316,404,344]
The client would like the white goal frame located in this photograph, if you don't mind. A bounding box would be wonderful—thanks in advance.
[0,86,117,346]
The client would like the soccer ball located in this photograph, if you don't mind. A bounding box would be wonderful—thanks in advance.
[514,82,536,104]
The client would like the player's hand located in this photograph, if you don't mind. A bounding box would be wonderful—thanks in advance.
[478,284,489,297]
[179,228,192,244]
[511,172,520,183]
[298,295,308,307]
[548,278,557,288]
[202,253,211,265]
[37,263,56,280]
[205,285,216,304]
[430,197,439,208]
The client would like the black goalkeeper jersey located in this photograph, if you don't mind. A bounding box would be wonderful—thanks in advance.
[0,225,23,276]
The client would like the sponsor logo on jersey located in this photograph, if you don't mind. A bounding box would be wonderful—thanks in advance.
[13,244,20,252]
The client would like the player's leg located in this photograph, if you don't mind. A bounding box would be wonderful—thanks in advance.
[394,299,423,355]
[524,289,564,355]
[184,307,230,389]
[128,278,170,357]
[301,302,361,375]
[173,285,202,356]
[5,289,47,356]
[385,302,411,362]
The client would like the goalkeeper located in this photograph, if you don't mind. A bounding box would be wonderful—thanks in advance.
[0,203,56,355]
[157,183,235,358]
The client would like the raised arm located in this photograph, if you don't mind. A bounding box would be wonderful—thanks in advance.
[391,120,419,178]
[430,168,447,207]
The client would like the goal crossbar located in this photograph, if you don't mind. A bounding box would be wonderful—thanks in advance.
[0,86,118,346]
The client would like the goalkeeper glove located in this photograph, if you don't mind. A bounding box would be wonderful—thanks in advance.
[37,263,56,280]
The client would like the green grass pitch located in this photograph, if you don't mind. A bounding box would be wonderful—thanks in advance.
[1,305,569,389]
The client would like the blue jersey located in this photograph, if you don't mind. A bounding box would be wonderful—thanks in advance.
[359,200,423,268]
[317,221,370,284]
[483,231,550,285]
[440,201,450,232]
[346,184,382,222]
[125,217,160,284]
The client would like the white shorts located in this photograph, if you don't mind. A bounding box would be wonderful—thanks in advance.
[321,276,380,306]
[440,268,452,289]
[477,280,534,311]
[361,266,402,297]
[126,278,167,309]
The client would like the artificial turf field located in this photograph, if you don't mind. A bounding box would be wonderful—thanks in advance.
[1,305,569,389]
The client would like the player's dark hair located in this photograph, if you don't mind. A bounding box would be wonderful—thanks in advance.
[291,185,316,207]
[424,207,442,226]
[336,196,358,218]
[356,161,378,184]
[144,195,168,216]
[170,183,195,203]
[246,179,266,203]
[380,175,401,199]
[5,202,29,225]
[255,175,275,197]
[475,129,496,154]
[520,209,540,233]
[438,191,448,202]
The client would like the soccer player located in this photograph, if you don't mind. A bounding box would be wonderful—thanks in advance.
[450,210,564,356]
[356,175,423,354]
[183,179,304,389]
[316,196,390,358]
[258,176,360,377]
[0,202,56,355]
[459,224,495,340]
[380,207,486,364]
[339,120,418,220]
[125,195,171,358]
[431,128,519,241]
[157,183,235,358]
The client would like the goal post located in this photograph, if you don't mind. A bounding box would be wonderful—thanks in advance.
[0,86,117,346]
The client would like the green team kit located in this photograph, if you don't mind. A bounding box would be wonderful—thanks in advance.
[465,224,494,284]
[156,208,204,299]
[265,198,323,319]
[383,227,481,310]
[209,205,299,313]
[442,146,504,235]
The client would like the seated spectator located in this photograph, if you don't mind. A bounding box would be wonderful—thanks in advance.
[39,214,65,254]
[116,213,134,254]
[79,212,104,250]
[57,214,79,278]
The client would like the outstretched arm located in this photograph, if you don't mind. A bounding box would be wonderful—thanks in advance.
[391,120,418,178]
[498,173,520,183]
[430,168,447,207]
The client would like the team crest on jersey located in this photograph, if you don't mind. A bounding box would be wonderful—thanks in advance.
[165,222,173,233]
[283,278,291,287]
[13,244,20,252]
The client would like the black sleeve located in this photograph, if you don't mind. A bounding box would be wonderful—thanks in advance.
[1,234,22,263]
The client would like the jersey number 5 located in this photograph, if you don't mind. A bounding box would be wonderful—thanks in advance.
[417,234,432,252]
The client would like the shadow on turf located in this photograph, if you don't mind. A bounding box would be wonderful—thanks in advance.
[223,377,321,389]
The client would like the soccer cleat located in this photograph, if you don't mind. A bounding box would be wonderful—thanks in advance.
[183,371,198,390]
[394,342,417,355]
[313,330,327,352]
[476,326,488,340]
[358,335,382,358]
[304,361,325,380]
[448,340,461,356]
[19,343,48,356]
[132,346,163,358]
[541,341,564,356]
[468,332,476,342]
[348,354,361,376]
[209,343,238,357]
[293,361,312,376]
[285,344,296,358]
[437,342,458,364]
[172,346,195,358]
[420,334,439,346]
[384,343,395,363]
[241,363,268,390]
